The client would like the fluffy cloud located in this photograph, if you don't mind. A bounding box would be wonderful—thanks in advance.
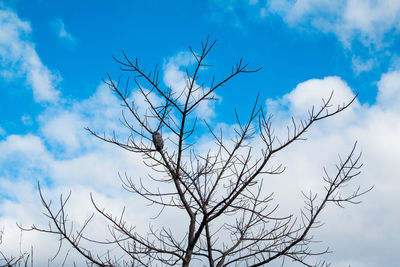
[267,0,400,47]
[269,76,359,114]
[376,70,400,110]
[0,83,161,265]
[0,6,60,103]
[262,72,400,266]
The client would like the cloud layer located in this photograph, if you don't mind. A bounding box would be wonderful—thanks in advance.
[214,0,400,48]
[1,1,400,266]
[2,66,400,266]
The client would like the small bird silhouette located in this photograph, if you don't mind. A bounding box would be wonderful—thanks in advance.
[152,131,164,152]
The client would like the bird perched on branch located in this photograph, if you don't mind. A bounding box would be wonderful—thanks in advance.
[152,131,164,152]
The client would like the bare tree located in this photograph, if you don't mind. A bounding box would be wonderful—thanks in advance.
[22,38,371,266]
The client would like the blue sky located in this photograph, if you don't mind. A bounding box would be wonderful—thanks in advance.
[2,0,392,134]
[1,0,400,266]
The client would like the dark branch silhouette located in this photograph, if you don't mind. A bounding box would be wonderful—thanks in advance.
[22,38,371,266]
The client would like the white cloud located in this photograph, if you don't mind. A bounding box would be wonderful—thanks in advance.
[0,7,61,103]
[262,73,400,265]
[49,18,76,44]
[376,70,400,110]
[36,83,123,156]
[266,76,361,135]
[266,0,400,47]
[41,112,84,153]
[0,134,50,164]
[213,0,400,48]
[0,80,164,264]
[286,76,359,114]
